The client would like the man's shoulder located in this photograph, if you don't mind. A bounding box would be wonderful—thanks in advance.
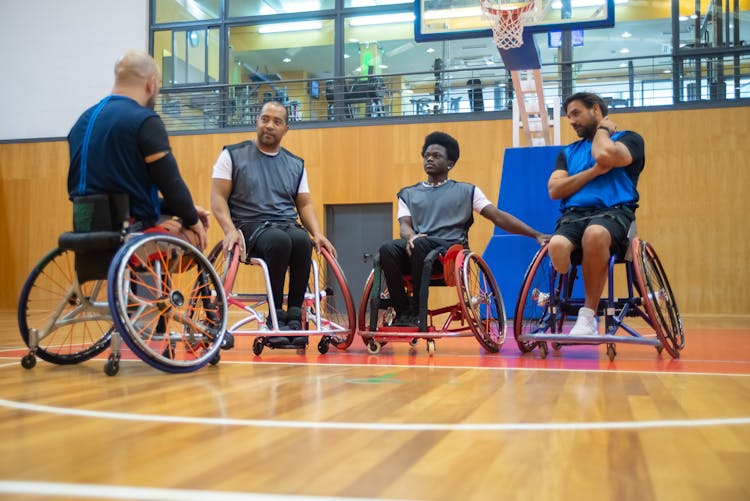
[398,182,423,197]
[278,146,304,164]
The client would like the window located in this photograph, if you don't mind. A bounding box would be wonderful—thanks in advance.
[154,0,220,23]
[154,28,220,86]
[228,0,334,18]
[227,19,335,121]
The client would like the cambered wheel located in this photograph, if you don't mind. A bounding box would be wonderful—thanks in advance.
[308,248,356,350]
[18,247,113,365]
[108,234,228,373]
[456,251,506,353]
[358,271,391,346]
[513,244,564,354]
[633,240,684,358]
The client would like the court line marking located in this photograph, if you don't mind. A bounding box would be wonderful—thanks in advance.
[0,481,415,501]
[1,398,748,432]
[212,359,750,378]
[1,355,749,377]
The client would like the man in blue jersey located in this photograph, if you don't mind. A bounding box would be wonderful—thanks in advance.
[67,50,209,249]
[211,101,334,345]
[379,131,546,327]
[547,92,645,336]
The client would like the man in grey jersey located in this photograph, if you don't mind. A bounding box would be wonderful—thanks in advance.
[211,101,334,346]
[379,131,547,327]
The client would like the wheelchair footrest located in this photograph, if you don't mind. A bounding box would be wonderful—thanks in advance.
[265,336,308,349]
[518,333,661,347]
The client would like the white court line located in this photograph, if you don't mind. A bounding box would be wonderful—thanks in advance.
[1,355,750,378]
[0,398,748,432]
[215,359,750,378]
[0,481,415,501]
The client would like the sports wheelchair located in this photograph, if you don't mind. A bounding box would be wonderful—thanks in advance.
[18,194,228,376]
[358,244,506,355]
[207,236,356,355]
[513,228,684,361]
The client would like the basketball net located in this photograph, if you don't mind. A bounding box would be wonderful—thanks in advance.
[480,0,536,50]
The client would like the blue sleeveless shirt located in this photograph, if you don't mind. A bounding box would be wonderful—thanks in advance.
[558,130,645,210]
[68,95,161,223]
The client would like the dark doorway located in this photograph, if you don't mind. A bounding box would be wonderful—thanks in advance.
[325,203,393,308]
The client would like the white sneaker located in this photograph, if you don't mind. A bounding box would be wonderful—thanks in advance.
[570,307,599,336]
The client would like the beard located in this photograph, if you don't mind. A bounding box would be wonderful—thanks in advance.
[257,131,279,148]
[576,122,597,140]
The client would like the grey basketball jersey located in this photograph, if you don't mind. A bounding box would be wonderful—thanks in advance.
[225,140,304,225]
[398,180,475,244]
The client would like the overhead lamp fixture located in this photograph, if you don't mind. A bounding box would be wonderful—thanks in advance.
[282,57,292,63]
[258,20,322,34]
[619,47,630,54]
[379,64,389,69]
[344,53,351,59]
[426,47,436,53]
[349,13,415,26]
[621,31,632,38]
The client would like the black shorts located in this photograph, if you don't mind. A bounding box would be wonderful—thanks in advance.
[554,206,636,257]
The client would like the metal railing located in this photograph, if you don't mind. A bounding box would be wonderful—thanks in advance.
[157,50,750,133]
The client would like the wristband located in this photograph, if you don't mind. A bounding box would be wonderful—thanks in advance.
[597,126,612,135]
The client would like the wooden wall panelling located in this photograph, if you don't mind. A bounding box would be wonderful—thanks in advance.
[1,106,748,324]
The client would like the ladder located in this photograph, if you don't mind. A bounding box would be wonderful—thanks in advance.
[510,69,560,147]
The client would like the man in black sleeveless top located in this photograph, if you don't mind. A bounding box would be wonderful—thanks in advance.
[380,131,546,327]
[211,101,335,346]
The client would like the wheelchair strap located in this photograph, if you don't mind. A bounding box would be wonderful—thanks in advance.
[76,96,112,195]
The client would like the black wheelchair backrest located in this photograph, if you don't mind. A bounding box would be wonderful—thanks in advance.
[72,193,130,232]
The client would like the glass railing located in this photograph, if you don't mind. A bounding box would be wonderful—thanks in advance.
[157,50,750,132]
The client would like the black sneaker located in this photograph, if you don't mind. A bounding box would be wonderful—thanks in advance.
[392,311,418,327]
[267,309,289,331]
[287,306,302,331]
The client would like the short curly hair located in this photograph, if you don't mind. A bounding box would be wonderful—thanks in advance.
[422,131,460,164]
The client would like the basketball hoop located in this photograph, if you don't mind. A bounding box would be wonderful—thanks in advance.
[480,0,536,50]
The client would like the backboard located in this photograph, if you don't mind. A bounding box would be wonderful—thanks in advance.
[415,0,615,42]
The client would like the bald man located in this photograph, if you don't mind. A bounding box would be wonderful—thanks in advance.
[67,50,209,249]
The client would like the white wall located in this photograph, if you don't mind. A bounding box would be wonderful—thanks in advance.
[0,0,148,140]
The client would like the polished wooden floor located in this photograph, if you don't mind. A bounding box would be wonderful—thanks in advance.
[1,310,749,501]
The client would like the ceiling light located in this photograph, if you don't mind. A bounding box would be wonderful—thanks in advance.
[282,57,292,63]
[344,53,350,59]
[426,47,435,53]
[619,62,627,67]
[619,48,630,54]
[621,31,631,38]
[679,15,688,21]
[258,21,322,34]
[690,13,698,19]
[663,69,671,73]
[379,64,389,69]
[350,13,415,26]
